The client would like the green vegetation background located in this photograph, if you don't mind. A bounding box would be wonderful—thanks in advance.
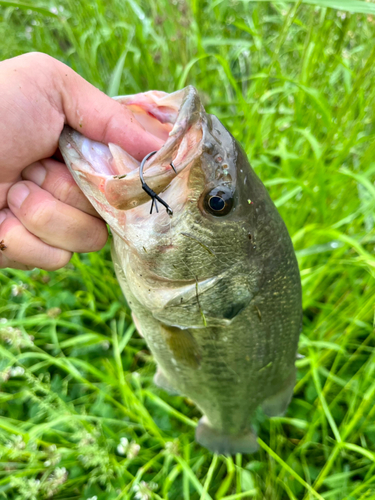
[1,0,375,499]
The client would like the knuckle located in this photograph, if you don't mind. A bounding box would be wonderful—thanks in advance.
[87,222,108,251]
[0,207,72,271]
[54,176,83,206]
[26,197,55,230]
[42,250,72,271]
[0,210,19,238]
[27,52,56,69]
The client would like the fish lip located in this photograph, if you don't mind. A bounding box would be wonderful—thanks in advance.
[133,86,205,177]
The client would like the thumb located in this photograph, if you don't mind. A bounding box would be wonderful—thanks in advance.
[55,59,164,160]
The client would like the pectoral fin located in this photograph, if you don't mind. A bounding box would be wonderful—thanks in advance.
[160,324,201,369]
[154,367,180,395]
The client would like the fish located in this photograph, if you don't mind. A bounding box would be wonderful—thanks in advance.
[59,86,302,455]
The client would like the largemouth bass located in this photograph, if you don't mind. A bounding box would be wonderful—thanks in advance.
[59,86,302,454]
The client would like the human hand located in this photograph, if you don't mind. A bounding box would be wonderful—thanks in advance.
[0,52,163,271]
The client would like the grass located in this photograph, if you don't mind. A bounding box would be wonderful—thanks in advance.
[1,0,375,498]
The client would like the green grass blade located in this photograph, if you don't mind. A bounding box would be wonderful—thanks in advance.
[241,0,375,15]
[0,1,58,16]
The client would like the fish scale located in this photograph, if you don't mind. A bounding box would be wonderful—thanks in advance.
[59,85,302,454]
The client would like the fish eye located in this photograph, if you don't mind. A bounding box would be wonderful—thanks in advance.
[208,196,225,211]
[203,186,234,216]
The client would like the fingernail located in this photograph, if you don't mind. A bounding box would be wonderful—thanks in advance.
[8,183,30,209]
[0,210,6,225]
[22,163,46,186]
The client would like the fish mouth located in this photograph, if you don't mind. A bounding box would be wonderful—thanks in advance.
[59,86,204,217]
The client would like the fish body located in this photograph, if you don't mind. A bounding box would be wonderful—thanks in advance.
[59,86,302,454]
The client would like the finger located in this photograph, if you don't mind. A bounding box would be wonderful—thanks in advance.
[22,158,99,217]
[55,59,165,160]
[7,181,108,253]
[0,209,71,271]
[0,53,163,179]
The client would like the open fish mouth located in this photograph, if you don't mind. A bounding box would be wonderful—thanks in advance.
[59,86,204,217]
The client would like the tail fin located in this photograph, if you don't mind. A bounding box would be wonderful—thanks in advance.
[195,417,259,455]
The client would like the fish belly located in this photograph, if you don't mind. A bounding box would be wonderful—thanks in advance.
[112,235,298,454]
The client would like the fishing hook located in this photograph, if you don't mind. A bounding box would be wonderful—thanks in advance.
[140,151,176,216]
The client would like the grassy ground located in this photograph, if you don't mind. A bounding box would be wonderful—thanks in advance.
[1,0,375,498]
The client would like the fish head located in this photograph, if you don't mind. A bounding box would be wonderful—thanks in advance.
[59,87,278,327]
